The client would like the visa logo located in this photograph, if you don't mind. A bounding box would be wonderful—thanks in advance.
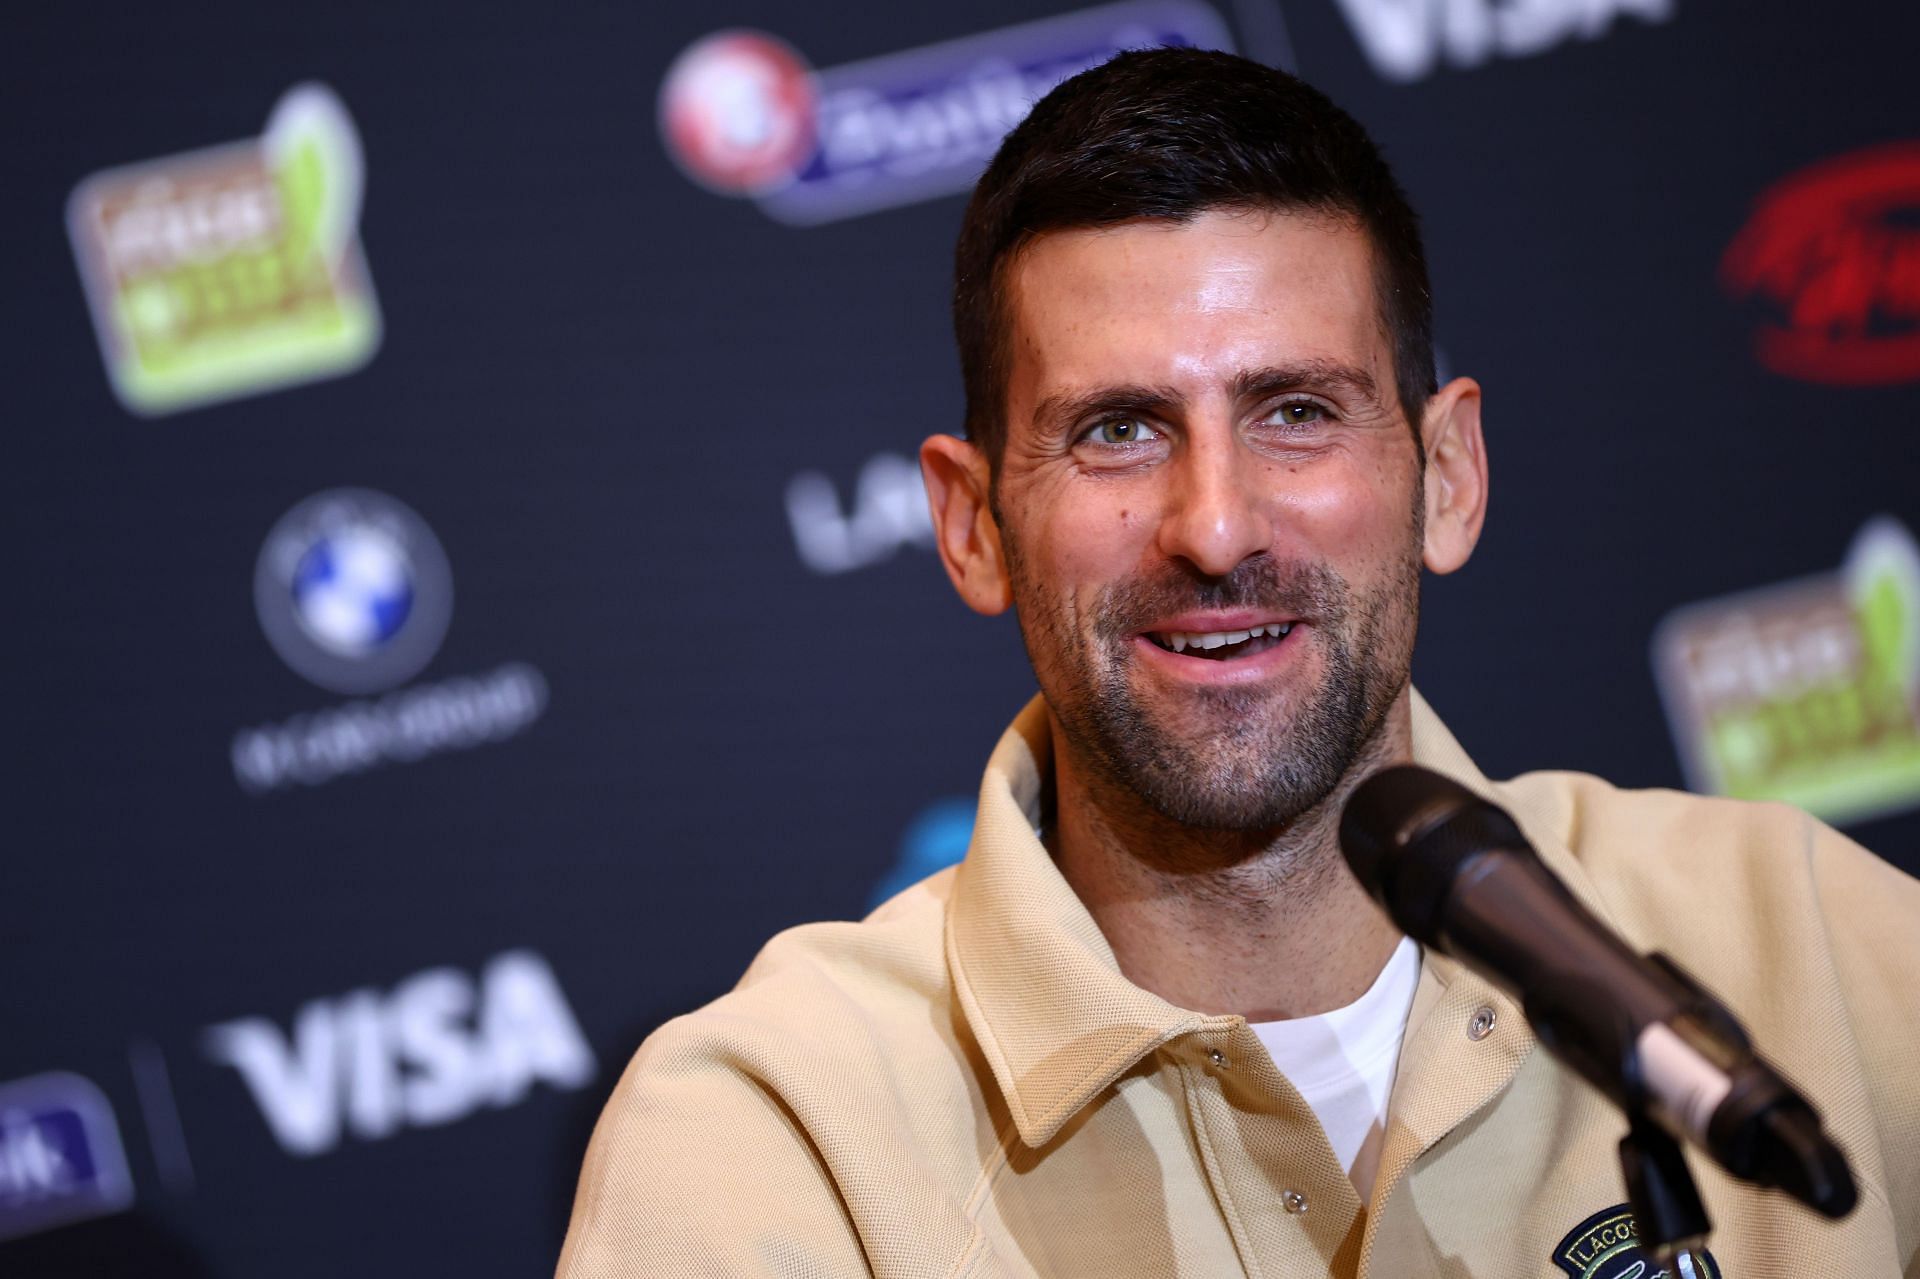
[1333,0,1671,82]
[204,949,596,1158]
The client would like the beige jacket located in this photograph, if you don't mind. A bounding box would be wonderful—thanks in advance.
[559,691,1920,1277]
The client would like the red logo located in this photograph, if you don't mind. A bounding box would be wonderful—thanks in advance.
[1721,141,1920,385]
[659,31,816,197]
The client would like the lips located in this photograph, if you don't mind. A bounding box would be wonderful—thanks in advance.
[1137,612,1301,662]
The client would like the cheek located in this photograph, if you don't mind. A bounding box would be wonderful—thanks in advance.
[1273,456,1418,567]
[1017,493,1154,608]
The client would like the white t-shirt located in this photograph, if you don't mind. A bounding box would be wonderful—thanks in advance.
[1249,936,1421,1199]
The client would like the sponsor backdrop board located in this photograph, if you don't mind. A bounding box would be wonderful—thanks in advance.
[6,1,1917,1273]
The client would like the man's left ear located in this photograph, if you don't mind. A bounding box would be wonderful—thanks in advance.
[1419,376,1488,575]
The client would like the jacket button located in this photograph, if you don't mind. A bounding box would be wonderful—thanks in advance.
[1468,1006,1497,1041]
[1207,1047,1229,1069]
[1282,1189,1308,1215]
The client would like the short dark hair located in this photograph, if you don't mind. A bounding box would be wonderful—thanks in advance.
[952,48,1436,461]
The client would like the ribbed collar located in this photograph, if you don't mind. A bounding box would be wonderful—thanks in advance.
[945,687,1606,1151]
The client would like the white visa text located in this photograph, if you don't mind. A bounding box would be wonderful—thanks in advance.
[203,949,596,1157]
[1334,0,1671,82]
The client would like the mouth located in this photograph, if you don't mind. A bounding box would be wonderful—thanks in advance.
[1142,621,1295,661]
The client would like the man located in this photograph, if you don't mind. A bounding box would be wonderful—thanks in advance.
[560,49,1920,1277]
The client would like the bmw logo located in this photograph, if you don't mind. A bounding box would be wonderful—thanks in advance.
[255,489,453,694]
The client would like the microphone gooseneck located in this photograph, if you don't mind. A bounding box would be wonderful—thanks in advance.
[1339,765,1857,1221]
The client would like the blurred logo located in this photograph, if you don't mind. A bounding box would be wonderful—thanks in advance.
[236,489,547,793]
[659,1,1232,225]
[1722,141,1920,385]
[786,451,935,575]
[256,488,452,695]
[1552,1204,1719,1278]
[204,950,596,1158]
[1333,0,1670,83]
[0,1073,135,1242]
[661,32,817,195]
[868,797,975,910]
[1653,517,1920,826]
[67,83,381,416]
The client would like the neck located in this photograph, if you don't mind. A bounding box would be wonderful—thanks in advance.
[1049,689,1411,1022]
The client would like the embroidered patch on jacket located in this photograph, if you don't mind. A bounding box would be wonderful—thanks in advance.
[1552,1206,1723,1278]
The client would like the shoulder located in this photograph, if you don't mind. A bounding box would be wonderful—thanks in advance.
[1498,767,1918,906]
[1493,773,1920,1259]
[635,865,962,1091]
[1489,772,1830,987]
[560,871,974,1275]
[1496,768,1844,909]
[594,865,998,1162]
[1490,769,1920,1019]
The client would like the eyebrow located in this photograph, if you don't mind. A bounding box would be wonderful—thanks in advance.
[1031,360,1381,432]
[1232,360,1378,405]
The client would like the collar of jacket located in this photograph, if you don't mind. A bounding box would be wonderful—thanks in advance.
[944,686,1623,1153]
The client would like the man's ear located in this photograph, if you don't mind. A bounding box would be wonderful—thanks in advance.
[920,434,1012,615]
[1419,377,1488,576]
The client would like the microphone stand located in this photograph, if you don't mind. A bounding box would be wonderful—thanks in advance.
[1340,765,1860,1246]
[1619,1113,1712,1271]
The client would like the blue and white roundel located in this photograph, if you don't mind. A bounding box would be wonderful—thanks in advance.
[256,489,453,695]
[290,525,415,657]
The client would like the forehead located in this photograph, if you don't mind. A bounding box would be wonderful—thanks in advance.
[1003,209,1386,414]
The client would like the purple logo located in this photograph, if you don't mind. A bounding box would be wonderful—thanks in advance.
[0,1073,135,1242]
[660,0,1233,225]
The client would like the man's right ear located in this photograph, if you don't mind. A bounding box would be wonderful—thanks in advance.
[919,434,1012,616]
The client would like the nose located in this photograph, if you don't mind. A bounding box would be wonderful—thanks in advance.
[1154,429,1273,577]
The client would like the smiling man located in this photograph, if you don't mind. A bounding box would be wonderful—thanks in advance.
[922,200,1458,1114]
[560,50,1920,1278]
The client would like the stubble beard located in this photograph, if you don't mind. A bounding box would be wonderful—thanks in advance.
[1008,531,1421,837]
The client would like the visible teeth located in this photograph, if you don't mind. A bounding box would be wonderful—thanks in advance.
[1156,623,1294,652]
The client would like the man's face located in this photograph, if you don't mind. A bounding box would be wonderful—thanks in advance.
[992,208,1424,830]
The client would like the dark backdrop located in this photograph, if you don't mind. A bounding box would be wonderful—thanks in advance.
[6,2,1917,1274]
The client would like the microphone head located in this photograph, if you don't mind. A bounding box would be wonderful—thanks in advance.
[1757,1104,1858,1219]
[1339,764,1529,944]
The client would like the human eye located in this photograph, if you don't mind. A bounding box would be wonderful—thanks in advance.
[1079,416,1163,447]
[1262,397,1334,430]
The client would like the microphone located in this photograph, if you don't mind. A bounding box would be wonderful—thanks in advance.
[1339,764,1856,1219]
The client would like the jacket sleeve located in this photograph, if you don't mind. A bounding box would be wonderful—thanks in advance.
[555,1015,871,1279]
[1808,815,1920,1275]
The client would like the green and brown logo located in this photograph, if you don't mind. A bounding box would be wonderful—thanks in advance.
[1654,517,1920,825]
[1552,1205,1721,1278]
[66,84,380,415]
